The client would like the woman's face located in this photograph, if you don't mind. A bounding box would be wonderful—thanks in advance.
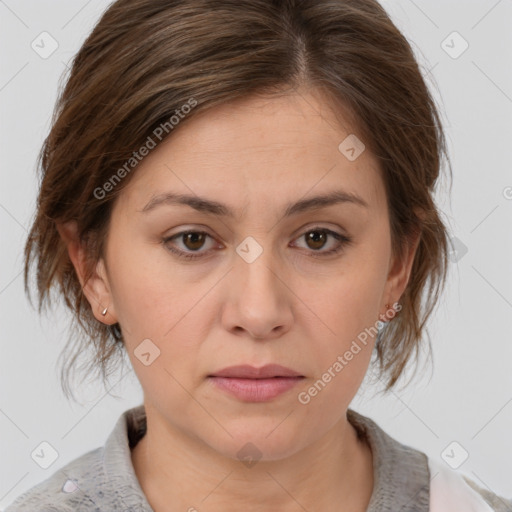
[84,89,415,460]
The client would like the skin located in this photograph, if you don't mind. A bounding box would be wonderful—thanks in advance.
[58,87,420,512]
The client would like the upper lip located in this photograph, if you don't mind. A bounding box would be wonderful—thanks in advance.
[209,364,304,379]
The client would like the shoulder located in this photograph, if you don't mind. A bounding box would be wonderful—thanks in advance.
[3,446,106,512]
[428,457,512,512]
[347,409,511,511]
[4,405,150,512]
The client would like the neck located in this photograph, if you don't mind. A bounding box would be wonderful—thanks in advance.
[131,404,374,512]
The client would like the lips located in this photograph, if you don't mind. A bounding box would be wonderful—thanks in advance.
[208,364,304,379]
[207,364,305,402]
[210,377,303,402]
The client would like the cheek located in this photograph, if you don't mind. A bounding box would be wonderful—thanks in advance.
[307,251,388,344]
[336,226,390,323]
[106,237,186,335]
[293,281,380,419]
[109,263,168,337]
[107,241,219,374]
[109,256,210,409]
[294,236,389,388]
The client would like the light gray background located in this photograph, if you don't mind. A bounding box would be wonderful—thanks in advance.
[1,0,511,508]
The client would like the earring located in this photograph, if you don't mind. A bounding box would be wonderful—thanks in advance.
[101,307,108,316]
[378,303,400,324]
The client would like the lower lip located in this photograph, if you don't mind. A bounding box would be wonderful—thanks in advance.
[208,376,304,402]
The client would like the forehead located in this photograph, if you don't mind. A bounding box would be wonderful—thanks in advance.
[116,89,386,217]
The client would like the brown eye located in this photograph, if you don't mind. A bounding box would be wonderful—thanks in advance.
[162,230,218,261]
[182,232,207,251]
[292,227,353,258]
[305,230,328,250]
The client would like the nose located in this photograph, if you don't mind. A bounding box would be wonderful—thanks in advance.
[221,246,294,340]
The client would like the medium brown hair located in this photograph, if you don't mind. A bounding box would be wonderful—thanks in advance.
[24,0,452,402]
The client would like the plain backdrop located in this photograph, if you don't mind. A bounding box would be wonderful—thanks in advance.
[1,0,511,509]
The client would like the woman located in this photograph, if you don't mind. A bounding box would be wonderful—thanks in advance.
[6,0,511,510]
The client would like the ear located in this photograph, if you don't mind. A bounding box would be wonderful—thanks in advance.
[381,216,423,311]
[56,220,117,325]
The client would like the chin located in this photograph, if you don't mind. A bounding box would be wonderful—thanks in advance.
[203,423,307,463]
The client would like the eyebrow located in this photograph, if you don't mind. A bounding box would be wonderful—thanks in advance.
[140,189,369,218]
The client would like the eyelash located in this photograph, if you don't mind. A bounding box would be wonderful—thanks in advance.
[162,227,353,261]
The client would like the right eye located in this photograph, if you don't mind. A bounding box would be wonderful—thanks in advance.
[162,230,221,260]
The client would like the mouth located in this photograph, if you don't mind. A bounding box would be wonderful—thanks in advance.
[208,363,304,379]
[207,364,305,402]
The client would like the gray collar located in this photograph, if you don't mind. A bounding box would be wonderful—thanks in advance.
[347,408,430,511]
[99,405,430,511]
[102,405,152,512]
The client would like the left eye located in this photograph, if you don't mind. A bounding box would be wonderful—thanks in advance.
[162,228,352,261]
[292,228,352,256]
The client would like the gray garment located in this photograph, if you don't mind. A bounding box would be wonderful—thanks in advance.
[4,405,511,511]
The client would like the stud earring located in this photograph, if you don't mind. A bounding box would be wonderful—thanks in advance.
[379,302,401,324]
[101,307,108,316]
